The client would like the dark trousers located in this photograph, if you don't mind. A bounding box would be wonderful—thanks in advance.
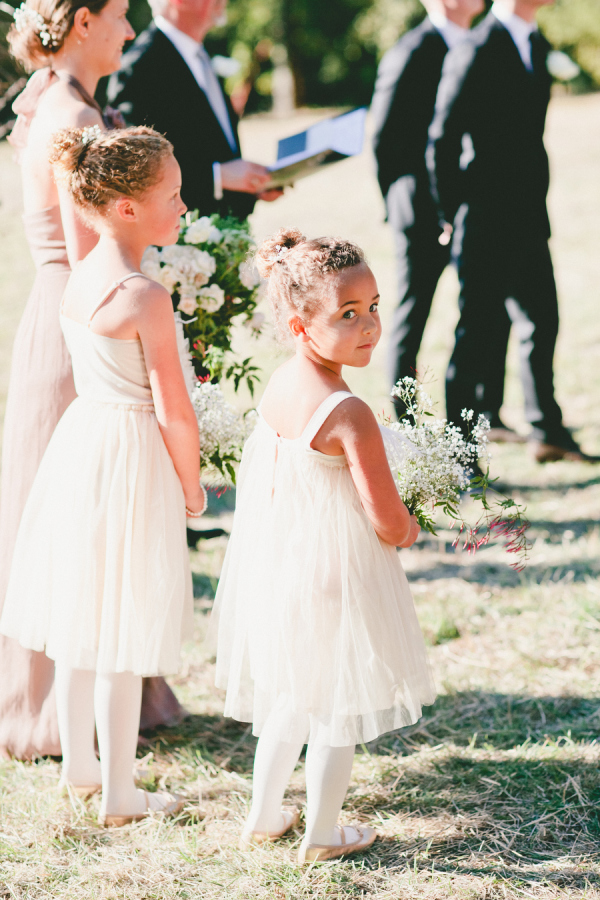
[446,219,570,445]
[388,226,450,415]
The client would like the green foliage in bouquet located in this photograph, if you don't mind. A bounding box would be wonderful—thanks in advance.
[141,212,263,395]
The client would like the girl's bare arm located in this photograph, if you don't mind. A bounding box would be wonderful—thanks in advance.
[136,283,203,512]
[313,397,420,547]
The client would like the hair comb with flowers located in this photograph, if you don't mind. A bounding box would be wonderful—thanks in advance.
[81,125,102,145]
[13,2,57,47]
[274,244,290,262]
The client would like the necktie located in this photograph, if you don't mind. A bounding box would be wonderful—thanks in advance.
[196,46,237,151]
[529,31,544,76]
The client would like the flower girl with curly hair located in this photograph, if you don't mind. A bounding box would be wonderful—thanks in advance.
[0,125,204,825]
[212,228,436,863]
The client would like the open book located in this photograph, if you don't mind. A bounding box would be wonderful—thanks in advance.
[265,108,367,190]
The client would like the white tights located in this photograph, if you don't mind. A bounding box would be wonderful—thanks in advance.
[55,664,149,816]
[245,710,355,846]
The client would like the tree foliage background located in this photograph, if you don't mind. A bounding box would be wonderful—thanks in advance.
[0,0,599,115]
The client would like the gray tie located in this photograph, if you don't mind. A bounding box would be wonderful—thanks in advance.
[196,46,237,152]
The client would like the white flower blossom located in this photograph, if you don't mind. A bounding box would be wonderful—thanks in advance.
[184,216,222,245]
[140,246,162,282]
[547,50,580,82]
[239,259,261,289]
[177,295,197,316]
[160,244,216,278]
[198,283,225,312]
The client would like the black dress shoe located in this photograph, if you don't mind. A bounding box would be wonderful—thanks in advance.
[530,442,600,464]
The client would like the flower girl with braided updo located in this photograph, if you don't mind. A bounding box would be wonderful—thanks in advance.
[0,126,204,825]
[212,229,436,863]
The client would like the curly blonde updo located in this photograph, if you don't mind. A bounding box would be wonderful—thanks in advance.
[8,0,111,71]
[255,228,366,343]
[49,125,174,217]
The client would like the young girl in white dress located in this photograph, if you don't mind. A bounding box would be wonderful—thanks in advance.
[0,126,206,825]
[212,229,437,863]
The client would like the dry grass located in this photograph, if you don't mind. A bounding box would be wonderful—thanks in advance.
[1,94,600,898]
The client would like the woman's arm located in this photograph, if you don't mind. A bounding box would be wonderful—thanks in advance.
[136,283,204,513]
[313,397,420,548]
[54,105,104,267]
[57,184,100,268]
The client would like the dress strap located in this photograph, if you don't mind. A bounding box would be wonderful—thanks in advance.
[87,272,148,326]
[301,391,354,448]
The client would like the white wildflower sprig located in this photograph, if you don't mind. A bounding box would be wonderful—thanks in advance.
[385,376,530,570]
[192,380,255,486]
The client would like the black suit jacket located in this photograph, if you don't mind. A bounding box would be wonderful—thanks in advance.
[426,13,552,239]
[107,24,256,220]
[371,18,448,233]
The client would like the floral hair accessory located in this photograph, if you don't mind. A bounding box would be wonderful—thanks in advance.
[81,125,102,145]
[274,244,290,262]
[13,3,57,47]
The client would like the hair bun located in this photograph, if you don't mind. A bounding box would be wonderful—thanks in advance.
[254,227,305,278]
[48,127,89,177]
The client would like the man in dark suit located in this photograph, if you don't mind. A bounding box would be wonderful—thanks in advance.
[107,0,281,220]
[371,0,484,420]
[427,0,593,461]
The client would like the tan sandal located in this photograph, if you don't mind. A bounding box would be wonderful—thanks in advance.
[60,782,102,800]
[298,824,377,864]
[238,807,300,849]
[99,791,186,827]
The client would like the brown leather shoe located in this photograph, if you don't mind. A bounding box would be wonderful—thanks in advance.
[531,442,600,464]
[487,426,526,444]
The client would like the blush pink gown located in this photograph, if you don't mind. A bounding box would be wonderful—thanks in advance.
[0,71,184,760]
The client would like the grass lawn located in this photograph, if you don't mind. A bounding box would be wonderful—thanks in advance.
[1,93,600,898]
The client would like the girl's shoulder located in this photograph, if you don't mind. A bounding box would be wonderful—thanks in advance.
[63,266,172,333]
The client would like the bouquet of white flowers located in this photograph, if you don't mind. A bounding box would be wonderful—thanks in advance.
[193,379,255,486]
[384,377,530,569]
[141,212,262,393]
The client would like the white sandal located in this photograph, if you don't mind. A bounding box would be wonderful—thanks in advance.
[298,824,377,864]
[239,807,300,849]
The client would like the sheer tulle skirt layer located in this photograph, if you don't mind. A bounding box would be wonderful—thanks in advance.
[0,399,193,675]
[212,423,436,747]
[0,257,73,758]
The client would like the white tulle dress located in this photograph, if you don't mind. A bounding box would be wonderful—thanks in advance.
[212,390,436,747]
[0,274,193,676]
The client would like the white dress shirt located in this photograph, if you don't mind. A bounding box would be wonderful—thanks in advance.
[491,2,537,70]
[154,16,236,159]
[427,12,469,51]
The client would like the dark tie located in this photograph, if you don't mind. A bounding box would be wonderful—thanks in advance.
[529,31,545,77]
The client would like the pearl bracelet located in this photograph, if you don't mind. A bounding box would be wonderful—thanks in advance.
[186,483,208,518]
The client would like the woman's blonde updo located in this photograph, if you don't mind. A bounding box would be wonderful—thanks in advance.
[49,125,174,217]
[255,228,366,343]
[9,0,111,71]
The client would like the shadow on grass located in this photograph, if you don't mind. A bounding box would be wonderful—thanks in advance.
[143,690,600,770]
[141,690,600,887]
[368,691,600,754]
[407,557,600,586]
[503,474,600,494]
[355,750,600,882]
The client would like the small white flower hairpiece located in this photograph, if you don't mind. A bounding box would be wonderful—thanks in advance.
[81,125,102,146]
[13,3,57,47]
[274,244,289,262]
